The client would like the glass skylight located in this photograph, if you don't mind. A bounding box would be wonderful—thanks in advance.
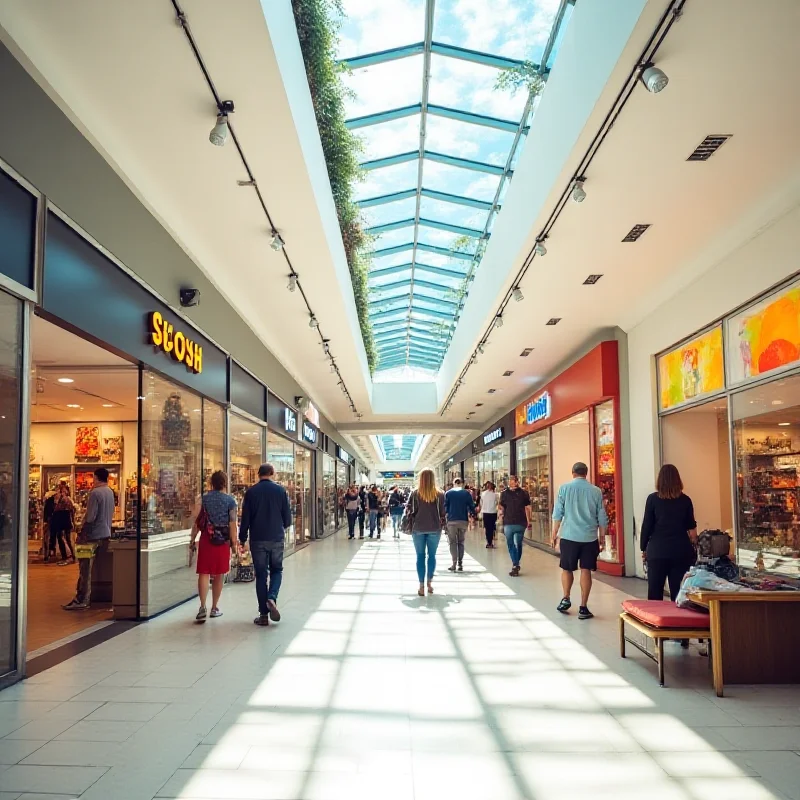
[338,0,574,372]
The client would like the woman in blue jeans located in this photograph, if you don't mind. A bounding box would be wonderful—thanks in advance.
[408,469,446,596]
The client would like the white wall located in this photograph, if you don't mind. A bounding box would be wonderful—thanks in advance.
[551,417,591,491]
[626,198,800,576]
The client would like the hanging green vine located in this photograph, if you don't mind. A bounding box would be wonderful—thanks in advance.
[292,0,376,371]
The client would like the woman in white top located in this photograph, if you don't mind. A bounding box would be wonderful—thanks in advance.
[481,481,498,548]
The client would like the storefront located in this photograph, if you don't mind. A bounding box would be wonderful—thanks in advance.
[656,275,800,580]
[336,445,354,528]
[464,421,512,491]
[443,457,461,488]
[514,341,624,575]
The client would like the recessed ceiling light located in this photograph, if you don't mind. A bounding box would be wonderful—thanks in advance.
[58,377,74,384]
[503,370,514,377]
[487,389,497,394]
[772,400,784,406]
[584,275,603,285]
[779,422,791,427]
[546,318,561,326]
[66,404,80,408]
[102,404,114,408]
[520,348,533,357]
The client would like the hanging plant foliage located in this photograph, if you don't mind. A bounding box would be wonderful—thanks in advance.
[292,0,377,372]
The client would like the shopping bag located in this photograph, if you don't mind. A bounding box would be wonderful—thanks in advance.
[233,549,255,582]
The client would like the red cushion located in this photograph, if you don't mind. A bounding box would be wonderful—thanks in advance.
[622,599,709,629]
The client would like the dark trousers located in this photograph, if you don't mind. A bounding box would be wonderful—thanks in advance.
[251,540,285,613]
[358,509,365,536]
[50,523,74,560]
[483,513,497,545]
[647,556,690,601]
[346,510,358,537]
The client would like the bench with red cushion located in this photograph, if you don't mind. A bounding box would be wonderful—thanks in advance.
[621,599,710,629]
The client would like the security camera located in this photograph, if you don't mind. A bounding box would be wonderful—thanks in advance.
[180,288,201,308]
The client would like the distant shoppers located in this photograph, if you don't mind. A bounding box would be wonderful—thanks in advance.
[552,462,608,620]
[367,485,380,538]
[189,470,237,622]
[50,483,76,565]
[641,464,698,601]
[239,463,292,627]
[481,481,498,549]
[499,476,531,577]
[376,488,387,536]
[408,468,446,596]
[388,486,404,538]
[344,485,360,540]
[63,468,114,611]
[358,485,367,539]
[444,478,475,572]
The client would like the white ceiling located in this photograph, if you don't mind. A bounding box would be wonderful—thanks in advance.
[3,0,800,470]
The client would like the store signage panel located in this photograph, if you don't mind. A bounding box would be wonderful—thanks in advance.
[526,393,551,424]
[380,471,414,478]
[658,325,724,411]
[337,446,352,463]
[230,360,267,421]
[483,427,504,446]
[305,403,320,427]
[302,421,317,444]
[149,312,203,374]
[284,408,297,434]
[43,213,228,403]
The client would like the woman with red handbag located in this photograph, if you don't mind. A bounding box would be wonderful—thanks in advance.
[189,470,238,622]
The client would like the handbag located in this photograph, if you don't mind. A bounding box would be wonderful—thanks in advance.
[196,500,229,547]
[232,549,255,582]
[400,492,417,534]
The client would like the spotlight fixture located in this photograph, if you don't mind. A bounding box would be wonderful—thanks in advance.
[571,178,586,203]
[495,314,504,329]
[270,231,285,251]
[322,339,331,355]
[209,100,234,146]
[512,287,524,303]
[330,362,336,373]
[477,343,485,355]
[535,238,547,257]
[179,288,201,307]
[287,274,298,292]
[309,314,319,328]
[640,63,669,93]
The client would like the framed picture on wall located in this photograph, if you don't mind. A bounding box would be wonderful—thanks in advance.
[102,436,123,463]
[75,426,101,462]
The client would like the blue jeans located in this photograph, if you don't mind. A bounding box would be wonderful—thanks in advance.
[250,540,284,613]
[346,509,358,537]
[504,525,525,567]
[390,508,403,532]
[413,532,441,583]
[369,510,378,535]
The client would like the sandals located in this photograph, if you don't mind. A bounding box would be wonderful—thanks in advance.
[427,583,434,595]
[418,586,425,597]
[195,606,207,623]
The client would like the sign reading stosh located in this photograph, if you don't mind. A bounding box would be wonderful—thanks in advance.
[149,312,203,374]
[526,392,551,424]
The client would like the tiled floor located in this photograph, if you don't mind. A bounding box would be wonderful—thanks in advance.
[2,530,800,799]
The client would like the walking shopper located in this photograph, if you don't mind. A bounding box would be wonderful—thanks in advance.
[63,468,114,610]
[444,478,475,572]
[239,463,292,627]
[481,481,498,548]
[408,469,446,596]
[189,470,237,622]
[641,464,698,601]
[388,485,404,538]
[50,483,76,564]
[344,484,360,539]
[367,485,380,538]
[499,476,531,576]
[358,485,367,538]
[552,462,608,620]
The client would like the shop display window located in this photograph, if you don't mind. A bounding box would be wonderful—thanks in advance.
[0,291,23,675]
[336,461,348,527]
[517,430,551,545]
[323,454,336,535]
[202,399,225,486]
[295,446,312,544]
[595,401,618,562]
[732,376,800,578]
[268,432,295,549]
[230,415,263,524]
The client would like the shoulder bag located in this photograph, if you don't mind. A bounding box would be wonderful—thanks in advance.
[196,498,230,546]
[400,492,417,534]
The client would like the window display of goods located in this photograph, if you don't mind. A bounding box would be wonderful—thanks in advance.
[102,436,123,462]
[75,425,101,462]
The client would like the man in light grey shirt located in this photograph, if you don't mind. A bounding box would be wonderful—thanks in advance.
[64,467,115,610]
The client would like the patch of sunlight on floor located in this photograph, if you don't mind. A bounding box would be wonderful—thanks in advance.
[176,538,783,800]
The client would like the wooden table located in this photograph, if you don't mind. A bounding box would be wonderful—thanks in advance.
[687,590,800,697]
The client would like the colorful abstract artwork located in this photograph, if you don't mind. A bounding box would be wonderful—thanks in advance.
[659,326,724,410]
[728,281,800,383]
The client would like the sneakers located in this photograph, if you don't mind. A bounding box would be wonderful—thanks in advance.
[195,606,208,623]
[266,599,281,622]
[509,565,520,577]
[209,608,223,619]
[557,597,572,614]
[254,614,270,626]
[457,563,463,572]
[377,534,381,540]
[62,599,88,611]
[448,564,457,572]
[578,606,594,620]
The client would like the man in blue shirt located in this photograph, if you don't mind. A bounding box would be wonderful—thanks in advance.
[239,463,292,627]
[445,478,475,572]
[552,462,608,620]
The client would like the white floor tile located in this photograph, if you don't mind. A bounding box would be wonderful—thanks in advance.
[0,765,106,794]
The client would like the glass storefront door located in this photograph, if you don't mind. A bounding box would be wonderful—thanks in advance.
[0,291,23,677]
[322,454,336,535]
[268,432,296,550]
[517,430,551,545]
[336,460,348,528]
[295,445,312,545]
[230,414,264,524]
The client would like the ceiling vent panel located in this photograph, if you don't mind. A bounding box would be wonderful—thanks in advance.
[583,274,603,285]
[546,318,561,326]
[520,348,533,357]
[687,134,732,162]
[622,224,650,242]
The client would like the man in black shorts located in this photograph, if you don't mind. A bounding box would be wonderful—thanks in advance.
[551,462,608,620]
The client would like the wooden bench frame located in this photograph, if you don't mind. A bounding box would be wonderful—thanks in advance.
[619,611,710,687]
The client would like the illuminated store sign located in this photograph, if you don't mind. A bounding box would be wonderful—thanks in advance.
[526,392,551,425]
[483,427,504,446]
[337,446,351,462]
[302,421,317,444]
[284,408,297,433]
[149,311,203,374]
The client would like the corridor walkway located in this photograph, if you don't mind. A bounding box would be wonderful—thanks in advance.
[1,530,799,800]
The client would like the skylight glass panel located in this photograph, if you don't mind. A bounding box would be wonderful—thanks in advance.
[370,227,414,250]
[341,55,424,119]
[547,2,574,69]
[422,158,503,201]
[361,198,418,229]
[371,250,412,267]
[358,118,421,163]
[369,268,412,287]
[338,1,425,56]
[355,160,420,201]
[425,117,514,164]
[418,198,489,230]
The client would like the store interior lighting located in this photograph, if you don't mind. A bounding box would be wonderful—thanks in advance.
[495,315,504,329]
[571,178,587,203]
[535,239,548,257]
[287,273,297,292]
[308,314,319,329]
[641,63,669,93]
[270,231,285,251]
[512,287,524,303]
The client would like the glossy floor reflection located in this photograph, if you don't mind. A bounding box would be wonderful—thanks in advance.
[1,531,799,799]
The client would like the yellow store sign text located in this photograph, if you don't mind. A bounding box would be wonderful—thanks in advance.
[148,312,203,374]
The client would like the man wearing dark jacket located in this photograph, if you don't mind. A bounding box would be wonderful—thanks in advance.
[239,463,291,627]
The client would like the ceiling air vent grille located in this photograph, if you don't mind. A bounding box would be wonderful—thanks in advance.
[584,274,603,285]
[503,370,514,377]
[622,224,651,242]
[487,388,497,394]
[520,348,533,357]
[687,135,732,162]
[546,318,562,326]
[475,403,484,407]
